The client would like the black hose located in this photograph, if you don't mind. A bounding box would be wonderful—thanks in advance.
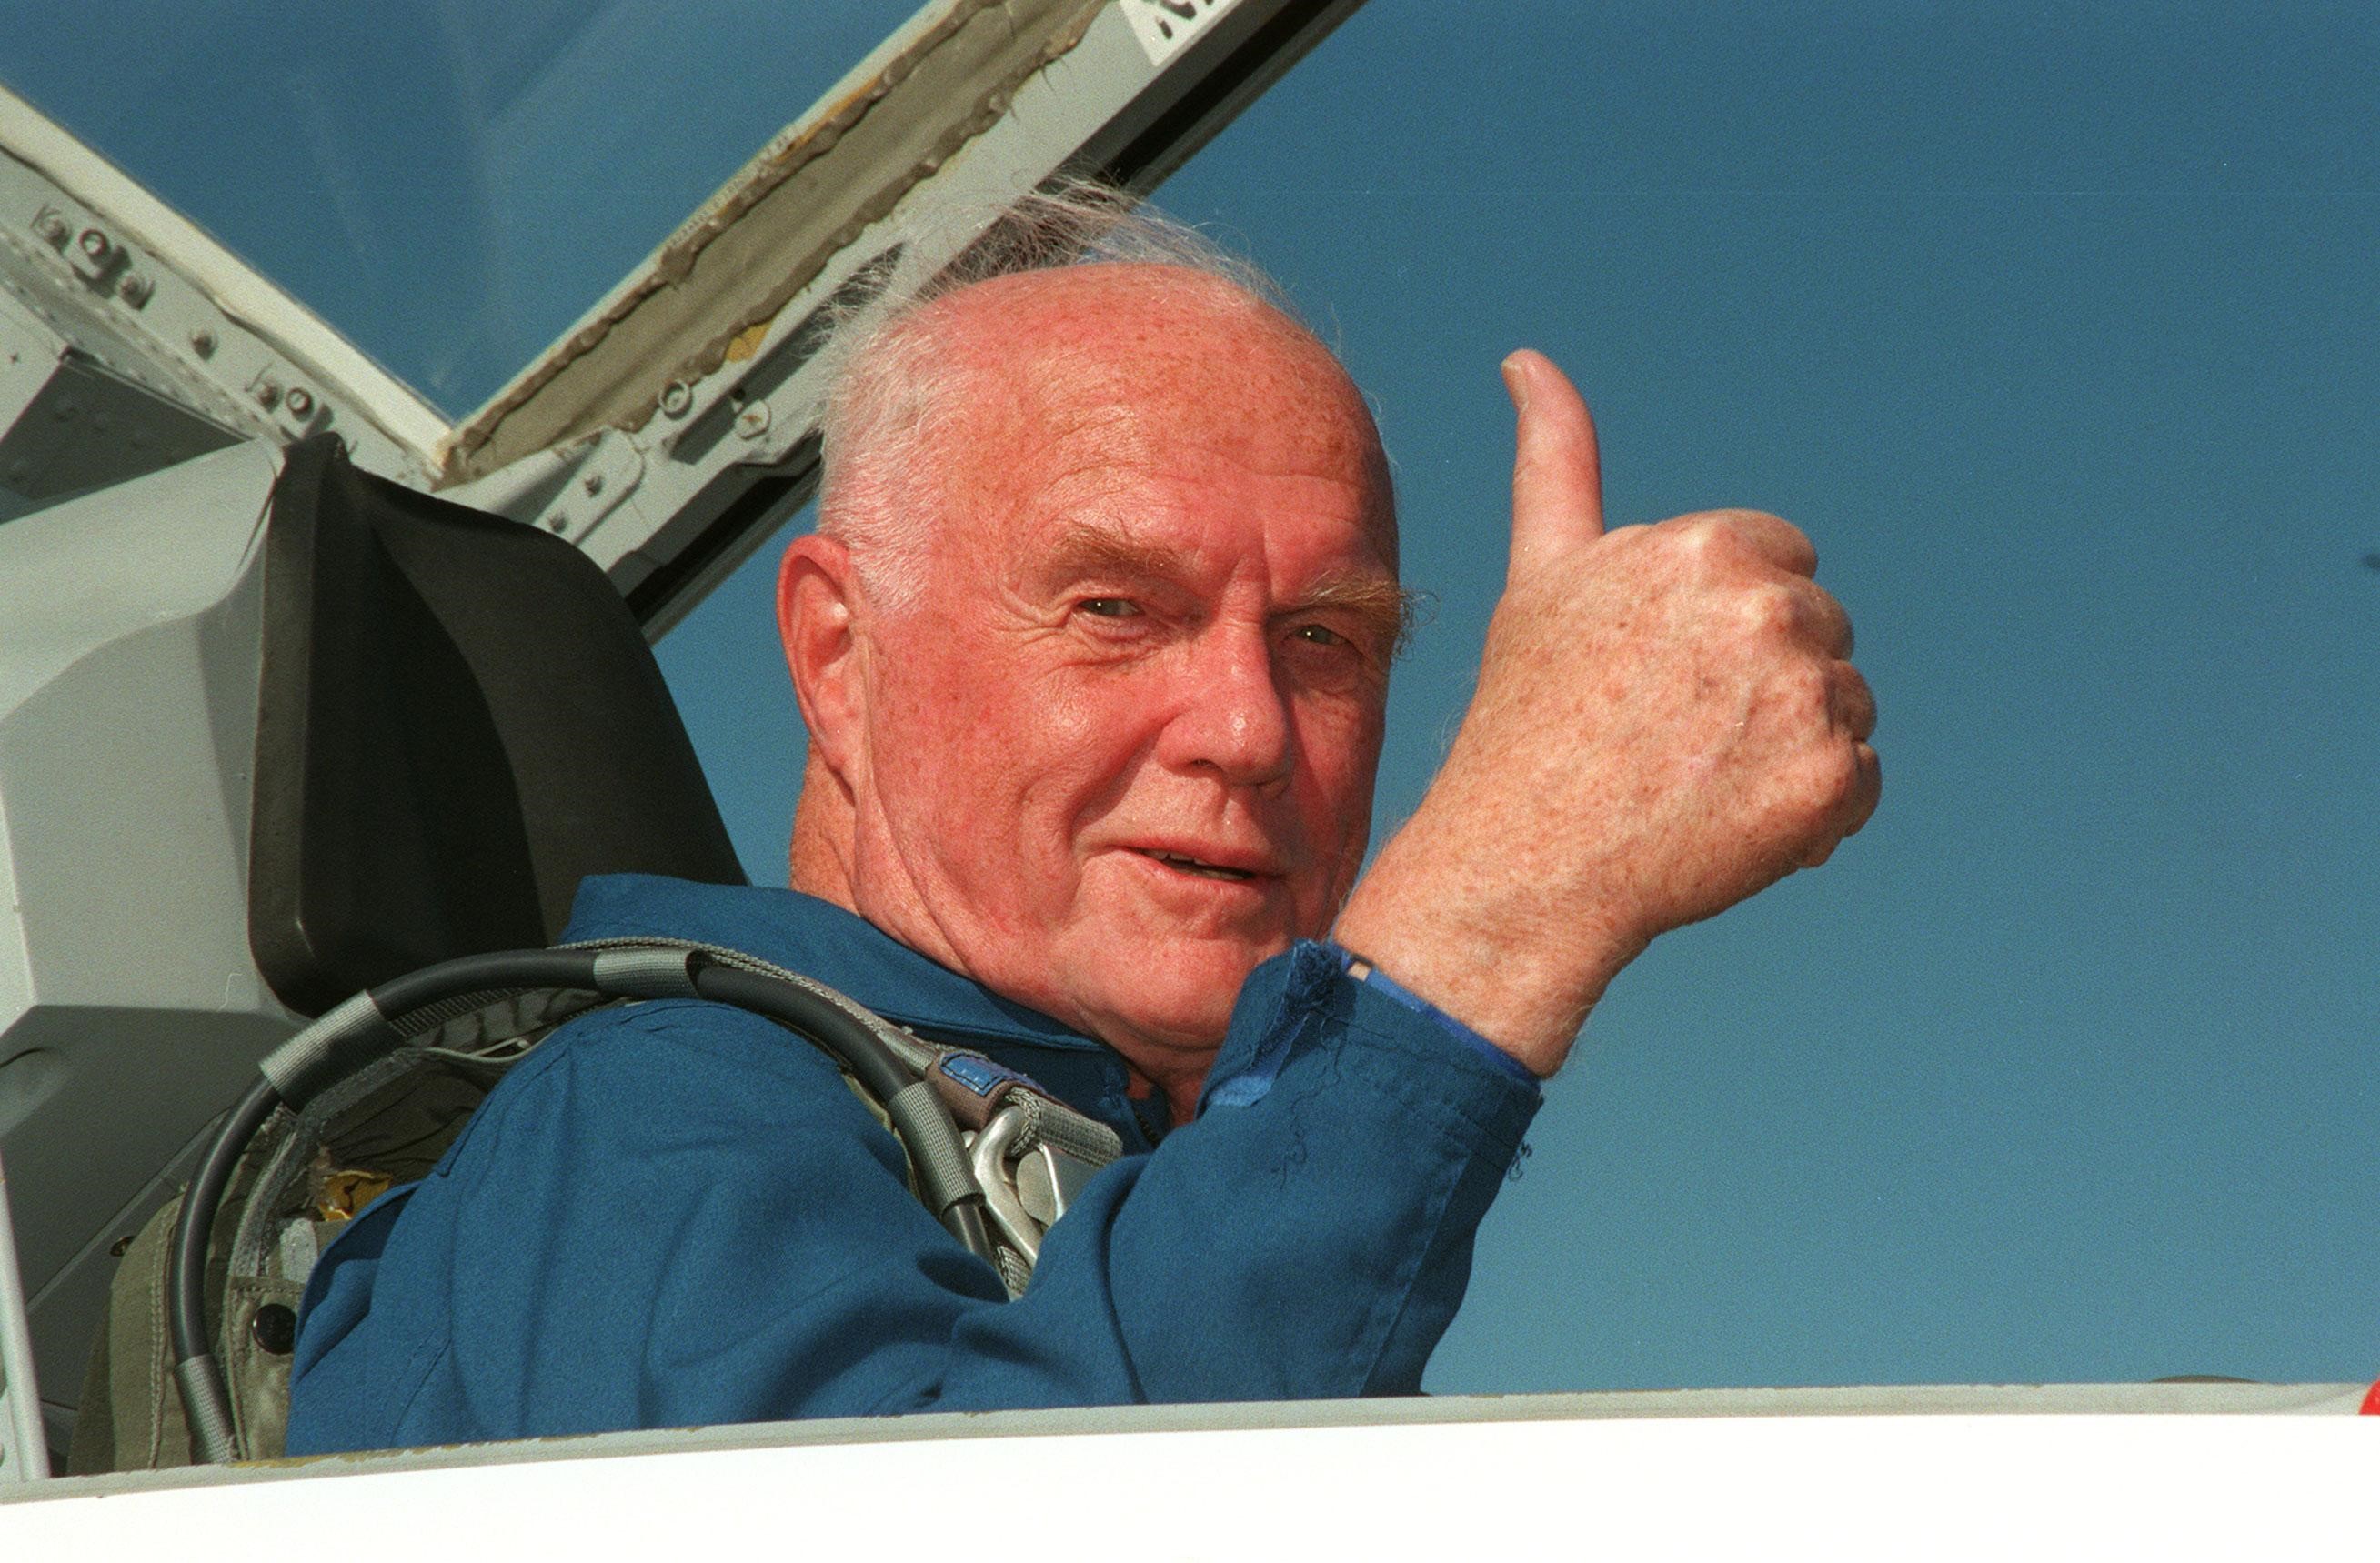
[688,965,913,1103]
[370,949,604,1031]
[689,964,1001,1264]
[168,1075,280,1461]
[167,948,605,1460]
[169,946,1004,1460]
[944,1189,997,1259]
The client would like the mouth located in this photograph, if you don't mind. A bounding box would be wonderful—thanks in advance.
[1133,847,1262,883]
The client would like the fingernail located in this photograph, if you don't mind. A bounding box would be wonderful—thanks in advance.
[1501,354,1531,412]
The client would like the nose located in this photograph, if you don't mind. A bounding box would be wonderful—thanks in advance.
[1160,623,1293,790]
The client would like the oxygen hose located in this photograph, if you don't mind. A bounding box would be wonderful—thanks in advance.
[166,1075,280,1462]
[167,946,995,1462]
[687,964,999,1259]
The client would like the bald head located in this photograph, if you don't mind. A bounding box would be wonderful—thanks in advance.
[818,262,1397,611]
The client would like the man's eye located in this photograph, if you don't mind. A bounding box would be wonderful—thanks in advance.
[1290,623,1348,648]
[1079,597,1141,619]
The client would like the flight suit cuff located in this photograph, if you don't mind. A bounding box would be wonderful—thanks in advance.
[1200,940,1541,1153]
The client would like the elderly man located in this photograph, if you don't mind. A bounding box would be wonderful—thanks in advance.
[286,216,1874,1450]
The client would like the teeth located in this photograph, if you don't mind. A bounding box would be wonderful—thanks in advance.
[1153,851,1252,881]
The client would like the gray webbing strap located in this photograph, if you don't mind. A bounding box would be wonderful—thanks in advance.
[257,989,397,1107]
[995,1088,1122,1167]
[886,1081,974,1218]
[590,946,702,998]
[174,1355,237,1465]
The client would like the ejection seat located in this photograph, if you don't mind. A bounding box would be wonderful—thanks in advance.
[69,435,747,1472]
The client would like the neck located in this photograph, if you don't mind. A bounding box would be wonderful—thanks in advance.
[789,749,1212,1125]
[788,750,858,907]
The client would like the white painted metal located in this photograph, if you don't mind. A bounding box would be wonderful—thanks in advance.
[0,1391,2371,1557]
[0,82,447,486]
[0,442,302,1438]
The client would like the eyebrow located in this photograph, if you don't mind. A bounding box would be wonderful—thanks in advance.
[1297,571,1424,660]
[1042,523,1191,586]
[1042,521,1423,659]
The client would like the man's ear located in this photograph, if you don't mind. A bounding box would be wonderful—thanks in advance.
[778,533,867,781]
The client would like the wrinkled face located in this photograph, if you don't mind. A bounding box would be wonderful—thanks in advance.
[839,271,1398,1082]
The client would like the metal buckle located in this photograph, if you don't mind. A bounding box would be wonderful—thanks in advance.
[966,1102,1106,1266]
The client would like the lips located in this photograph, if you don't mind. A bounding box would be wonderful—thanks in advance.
[1140,849,1256,882]
[1124,841,1288,885]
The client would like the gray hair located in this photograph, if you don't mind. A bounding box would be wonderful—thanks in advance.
[814,180,1296,611]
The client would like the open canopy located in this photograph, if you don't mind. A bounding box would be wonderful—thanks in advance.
[0,0,1361,626]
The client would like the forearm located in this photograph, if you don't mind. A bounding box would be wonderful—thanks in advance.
[1332,795,1643,1078]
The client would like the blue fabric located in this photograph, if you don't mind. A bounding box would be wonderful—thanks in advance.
[285,876,1541,1451]
[1328,942,1545,1087]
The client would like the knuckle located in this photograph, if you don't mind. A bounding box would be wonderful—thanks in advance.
[1681,513,1737,554]
[1786,741,1860,816]
[1812,586,1853,643]
[1653,512,1725,549]
[1650,518,1735,582]
[1843,670,1879,732]
[1738,581,1801,637]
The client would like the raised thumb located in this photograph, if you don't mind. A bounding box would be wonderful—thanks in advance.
[1501,349,1604,586]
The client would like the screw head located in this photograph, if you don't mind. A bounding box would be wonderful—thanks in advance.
[582,472,605,496]
[190,330,217,357]
[253,381,280,411]
[117,271,152,306]
[33,213,67,245]
[658,381,693,417]
[735,401,772,439]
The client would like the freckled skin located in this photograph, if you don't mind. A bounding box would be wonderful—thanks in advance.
[780,268,1398,1118]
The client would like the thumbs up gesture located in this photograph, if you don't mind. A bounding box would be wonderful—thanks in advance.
[1334,351,1880,1077]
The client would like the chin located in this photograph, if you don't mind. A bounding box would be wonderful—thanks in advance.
[1098,937,1284,1045]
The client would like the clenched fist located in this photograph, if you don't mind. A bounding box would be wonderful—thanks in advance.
[1334,350,1879,1077]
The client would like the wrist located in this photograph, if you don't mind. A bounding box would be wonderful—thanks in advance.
[1328,943,1543,1087]
[1332,877,1629,1077]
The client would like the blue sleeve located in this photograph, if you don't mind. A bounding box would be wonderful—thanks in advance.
[286,943,1539,1449]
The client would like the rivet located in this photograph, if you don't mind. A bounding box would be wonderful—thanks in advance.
[658,381,693,417]
[33,212,67,245]
[250,1302,297,1355]
[190,330,216,357]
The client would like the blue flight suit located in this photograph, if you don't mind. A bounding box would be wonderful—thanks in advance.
[286,875,1539,1451]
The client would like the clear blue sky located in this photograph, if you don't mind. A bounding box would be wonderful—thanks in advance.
[12,1,2375,1394]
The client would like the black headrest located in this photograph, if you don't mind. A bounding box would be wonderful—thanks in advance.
[248,436,747,1017]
